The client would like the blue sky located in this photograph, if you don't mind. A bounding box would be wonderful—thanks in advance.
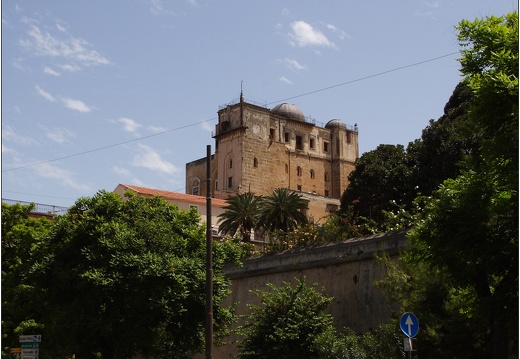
[2,0,517,208]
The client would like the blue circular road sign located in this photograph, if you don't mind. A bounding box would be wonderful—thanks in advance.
[400,312,419,338]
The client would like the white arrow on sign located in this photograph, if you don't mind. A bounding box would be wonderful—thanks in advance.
[405,315,414,337]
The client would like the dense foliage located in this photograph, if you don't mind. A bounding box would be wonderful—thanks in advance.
[2,203,52,359]
[238,279,404,359]
[377,11,518,358]
[2,192,241,359]
[218,188,309,244]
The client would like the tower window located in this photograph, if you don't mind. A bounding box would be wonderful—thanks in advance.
[346,131,351,143]
[192,178,201,196]
[228,176,233,189]
[310,169,315,179]
[229,158,233,169]
[297,185,302,191]
[324,172,329,182]
[310,137,315,149]
[270,128,275,140]
[285,132,290,143]
[253,157,258,168]
[324,189,329,197]
[296,135,303,150]
[323,141,329,153]
[297,166,302,177]
[285,163,289,173]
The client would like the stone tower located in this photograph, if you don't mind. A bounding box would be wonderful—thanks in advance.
[185,94,359,222]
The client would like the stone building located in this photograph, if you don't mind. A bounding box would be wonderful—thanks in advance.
[185,94,359,223]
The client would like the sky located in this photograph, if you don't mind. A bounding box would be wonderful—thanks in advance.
[2,0,517,208]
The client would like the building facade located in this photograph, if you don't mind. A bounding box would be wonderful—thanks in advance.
[186,95,359,223]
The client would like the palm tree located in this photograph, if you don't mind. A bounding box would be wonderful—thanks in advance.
[217,192,262,242]
[257,188,308,233]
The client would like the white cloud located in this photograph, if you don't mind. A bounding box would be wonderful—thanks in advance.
[43,66,61,76]
[148,125,167,133]
[2,125,38,146]
[132,143,179,175]
[325,23,350,40]
[288,21,335,48]
[40,125,75,143]
[20,24,110,66]
[112,166,145,186]
[280,57,307,72]
[200,121,213,132]
[35,85,56,102]
[113,166,132,177]
[279,76,293,85]
[62,97,92,112]
[60,63,82,72]
[117,117,142,133]
[33,162,93,192]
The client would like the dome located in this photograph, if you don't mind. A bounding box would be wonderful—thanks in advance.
[325,119,347,129]
[271,103,306,122]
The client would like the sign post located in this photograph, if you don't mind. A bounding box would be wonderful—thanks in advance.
[18,335,41,359]
[400,313,418,359]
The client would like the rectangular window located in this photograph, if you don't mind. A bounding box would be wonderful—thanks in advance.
[228,176,233,189]
[215,180,218,190]
[323,141,329,153]
[346,131,351,143]
[285,132,290,143]
[192,187,199,196]
[270,128,275,140]
[296,135,303,150]
[297,185,302,191]
[310,137,315,149]
[324,190,329,197]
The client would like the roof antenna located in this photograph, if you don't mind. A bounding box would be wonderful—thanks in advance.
[240,81,244,102]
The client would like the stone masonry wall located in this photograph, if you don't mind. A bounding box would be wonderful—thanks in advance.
[204,231,407,358]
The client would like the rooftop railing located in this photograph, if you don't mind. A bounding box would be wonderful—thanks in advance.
[2,199,69,216]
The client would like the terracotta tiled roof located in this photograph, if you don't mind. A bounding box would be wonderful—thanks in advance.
[119,184,228,207]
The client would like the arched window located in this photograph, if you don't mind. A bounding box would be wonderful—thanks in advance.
[310,169,315,179]
[285,163,289,173]
[324,172,329,182]
[229,158,233,169]
[297,166,302,177]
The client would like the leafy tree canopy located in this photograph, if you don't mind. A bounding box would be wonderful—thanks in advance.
[2,203,51,358]
[238,278,335,359]
[25,191,240,359]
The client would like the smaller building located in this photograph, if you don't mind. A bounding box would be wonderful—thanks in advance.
[113,184,228,238]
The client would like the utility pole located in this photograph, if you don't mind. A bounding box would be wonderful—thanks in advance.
[205,145,213,359]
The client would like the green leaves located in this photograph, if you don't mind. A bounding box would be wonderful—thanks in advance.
[238,278,334,359]
[2,191,240,359]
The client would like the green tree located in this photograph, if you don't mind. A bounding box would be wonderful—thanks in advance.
[376,12,519,358]
[257,188,308,233]
[340,144,414,228]
[217,192,262,242]
[238,278,359,359]
[30,191,239,359]
[407,81,480,195]
[1,203,51,358]
[457,11,518,167]
[408,165,517,358]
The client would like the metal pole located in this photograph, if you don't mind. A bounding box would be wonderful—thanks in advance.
[205,145,213,359]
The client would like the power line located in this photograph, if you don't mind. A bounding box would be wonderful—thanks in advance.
[2,119,216,172]
[267,52,459,105]
[2,52,459,173]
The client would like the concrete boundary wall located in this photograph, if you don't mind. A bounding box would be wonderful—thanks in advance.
[211,231,408,358]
